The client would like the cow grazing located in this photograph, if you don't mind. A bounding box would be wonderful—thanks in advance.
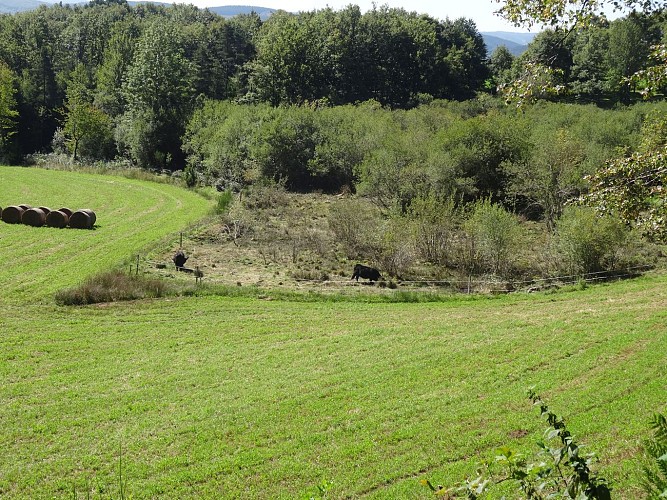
[173,249,188,269]
[352,263,382,282]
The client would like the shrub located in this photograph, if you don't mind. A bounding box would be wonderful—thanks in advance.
[215,189,234,214]
[55,270,171,305]
[378,214,415,278]
[554,206,628,276]
[242,183,290,210]
[409,195,462,266]
[221,202,255,244]
[328,198,383,260]
[465,199,521,276]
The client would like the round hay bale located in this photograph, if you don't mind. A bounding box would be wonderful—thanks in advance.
[2,205,24,224]
[38,206,51,215]
[21,208,47,227]
[46,210,69,228]
[69,210,93,229]
[57,207,73,217]
[77,208,96,226]
[18,204,32,210]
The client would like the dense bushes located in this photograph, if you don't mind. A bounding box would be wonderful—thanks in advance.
[185,99,667,213]
[466,199,522,276]
[554,206,629,275]
[190,99,664,284]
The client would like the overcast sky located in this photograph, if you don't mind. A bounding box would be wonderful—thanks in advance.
[128,0,529,32]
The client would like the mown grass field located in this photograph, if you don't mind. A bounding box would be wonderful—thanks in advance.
[0,166,211,300]
[1,167,666,498]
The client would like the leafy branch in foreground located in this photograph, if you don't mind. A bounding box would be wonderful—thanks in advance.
[424,390,611,499]
[625,45,667,100]
[494,0,663,32]
[642,413,667,499]
[499,62,566,107]
[582,113,667,242]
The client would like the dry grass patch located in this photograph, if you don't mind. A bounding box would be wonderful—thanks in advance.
[55,270,175,305]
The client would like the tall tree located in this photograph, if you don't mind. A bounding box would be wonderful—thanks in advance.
[496,0,665,104]
[120,20,196,169]
[15,10,60,153]
[94,19,139,117]
[63,63,113,160]
[604,15,658,101]
[0,61,19,161]
[436,18,489,100]
[489,45,515,86]
[570,22,610,100]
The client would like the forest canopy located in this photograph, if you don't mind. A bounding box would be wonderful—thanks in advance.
[0,0,664,168]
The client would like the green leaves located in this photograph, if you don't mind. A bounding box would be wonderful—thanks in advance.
[625,44,667,99]
[123,21,196,115]
[0,61,18,154]
[583,114,667,242]
[495,0,663,30]
[499,62,566,107]
[246,7,488,108]
[643,413,667,498]
[495,0,665,107]
[434,389,612,498]
[63,63,114,160]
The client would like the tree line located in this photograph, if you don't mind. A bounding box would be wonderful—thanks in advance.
[185,98,666,217]
[0,0,664,171]
[491,13,667,104]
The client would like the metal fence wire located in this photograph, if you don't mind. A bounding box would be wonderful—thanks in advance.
[143,257,653,294]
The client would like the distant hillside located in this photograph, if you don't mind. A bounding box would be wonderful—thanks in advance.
[5,1,277,19]
[0,0,46,13]
[208,5,277,19]
[484,31,537,45]
[481,33,529,56]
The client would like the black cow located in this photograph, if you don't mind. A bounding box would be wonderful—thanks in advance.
[352,263,382,282]
[173,249,188,269]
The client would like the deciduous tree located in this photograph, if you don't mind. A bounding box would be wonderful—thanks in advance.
[0,61,18,161]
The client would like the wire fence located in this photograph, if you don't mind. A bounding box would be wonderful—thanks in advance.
[141,255,653,295]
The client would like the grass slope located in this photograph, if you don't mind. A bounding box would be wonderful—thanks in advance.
[2,278,666,497]
[0,166,211,301]
[1,168,665,498]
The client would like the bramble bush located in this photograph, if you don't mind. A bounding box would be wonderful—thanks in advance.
[424,390,611,499]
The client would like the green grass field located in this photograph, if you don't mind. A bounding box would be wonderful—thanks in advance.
[0,166,211,300]
[1,167,666,498]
